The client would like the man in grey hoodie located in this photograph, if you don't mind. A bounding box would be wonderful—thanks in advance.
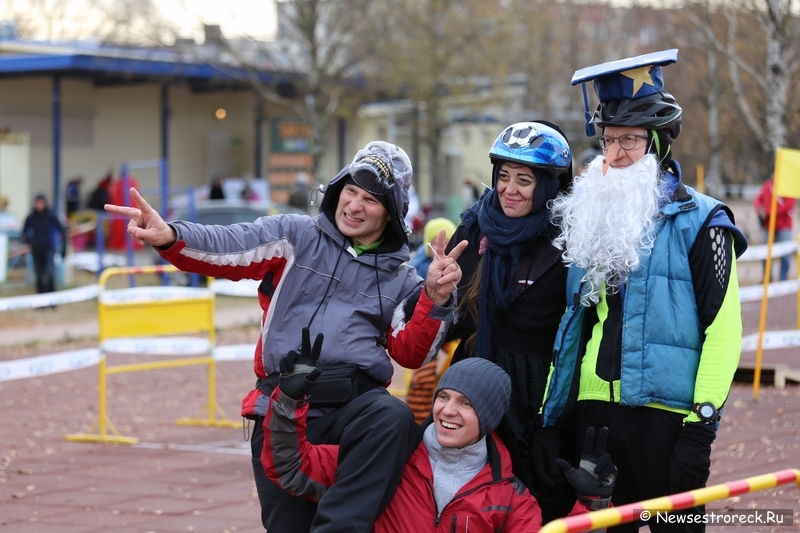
[106,141,468,533]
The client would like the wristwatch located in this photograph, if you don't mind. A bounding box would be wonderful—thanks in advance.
[692,402,720,424]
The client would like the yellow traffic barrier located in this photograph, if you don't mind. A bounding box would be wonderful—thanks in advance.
[66,264,238,445]
[388,367,413,398]
[540,468,800,533]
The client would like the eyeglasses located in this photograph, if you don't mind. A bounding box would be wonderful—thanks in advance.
[598,134,648,152]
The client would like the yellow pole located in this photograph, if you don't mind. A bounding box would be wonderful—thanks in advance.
[98,356,107,440]
[696,163,705,194]
[797,235,800,330]
[208,359,217,423]
[753,188,779,399]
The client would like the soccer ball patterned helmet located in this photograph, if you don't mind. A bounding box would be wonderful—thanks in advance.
[489,121,572,191]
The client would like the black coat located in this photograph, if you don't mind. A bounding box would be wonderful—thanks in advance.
[445,223,567,490]
[24,208,66,255]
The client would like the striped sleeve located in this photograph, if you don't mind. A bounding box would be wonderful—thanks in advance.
[406,360,439,423]
[386,287,454,369]
[687,228,741,423]
[260,389,339,501]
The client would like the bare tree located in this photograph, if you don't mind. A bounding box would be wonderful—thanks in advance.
[199,0,380,184]
[368,0,511,201]
[2,0,175,45]
[678,0,727,195]
[685,0,800,160]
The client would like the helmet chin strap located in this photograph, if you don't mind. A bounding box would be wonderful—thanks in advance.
[649,129,672,166]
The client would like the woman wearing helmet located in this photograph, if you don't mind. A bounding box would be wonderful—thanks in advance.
[444,120,574,521]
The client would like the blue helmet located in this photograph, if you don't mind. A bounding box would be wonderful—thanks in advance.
[489,121,573,193]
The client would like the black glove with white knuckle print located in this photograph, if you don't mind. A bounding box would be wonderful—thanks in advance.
[278,327,323,400]
[557,427,616,510]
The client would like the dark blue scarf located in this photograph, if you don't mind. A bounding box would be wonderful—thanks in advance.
[461,189,553,359]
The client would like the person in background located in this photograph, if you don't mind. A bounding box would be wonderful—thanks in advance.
[409,217,457,279]
[65,176,83,219]
[406,339,457,424]
[753,174,795,281]
[209,175,226,200]
[444,120,574,521]
[23,193,66,296]
[263,341,617,533]
[536,49,747,532]
[105,140,467,533]
[288,172,311,212]
[462,177,482,208]
[86,172,112,211]
[241,179,259,202]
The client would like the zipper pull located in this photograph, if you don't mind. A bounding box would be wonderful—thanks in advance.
[434,513,442,527]
[450,514,457,532]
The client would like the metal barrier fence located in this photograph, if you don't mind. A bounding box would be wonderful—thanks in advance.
[65,264,238,445]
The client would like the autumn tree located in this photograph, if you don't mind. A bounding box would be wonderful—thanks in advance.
[1,0,175,45]
[366,0,511,203]
[222,0,382,184]
[678,0,800,184]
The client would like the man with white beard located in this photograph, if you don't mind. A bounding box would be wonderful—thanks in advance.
[533,50,748,532]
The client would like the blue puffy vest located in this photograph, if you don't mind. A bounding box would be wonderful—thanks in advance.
[542,185,746,426]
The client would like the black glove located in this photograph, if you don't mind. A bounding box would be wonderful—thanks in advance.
[532,424,564,491]
[278,327,323,400]
[556,427,616,510]
[668,422,716,493]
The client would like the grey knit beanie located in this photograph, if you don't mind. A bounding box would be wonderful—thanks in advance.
[349,141,413,224]
[434,358,511,439]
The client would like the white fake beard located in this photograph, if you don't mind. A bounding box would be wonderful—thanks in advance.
[550,153,666,306]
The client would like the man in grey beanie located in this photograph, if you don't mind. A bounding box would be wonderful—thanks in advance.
[433,357,512,442]
[263,353,618,532]
[106,140,469,533]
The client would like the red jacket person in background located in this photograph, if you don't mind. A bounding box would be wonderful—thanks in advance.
[754,175,795,281]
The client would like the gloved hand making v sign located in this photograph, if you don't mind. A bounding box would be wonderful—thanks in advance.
[557,426,617,511]
[278,327,324,401]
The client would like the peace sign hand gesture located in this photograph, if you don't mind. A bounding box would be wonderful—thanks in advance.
[425,229,468,306]
[103,187,177,248]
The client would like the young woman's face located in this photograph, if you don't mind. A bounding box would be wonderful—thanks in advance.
[432,389,481,448]
[496,162,536,218]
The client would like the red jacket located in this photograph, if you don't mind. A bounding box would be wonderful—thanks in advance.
[262,389,591,533]
[754,179,795,231]
[156,213,454,419]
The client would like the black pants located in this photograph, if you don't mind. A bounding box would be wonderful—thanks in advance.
[491,349,577,523]
[250,388,421,533]
[31,250,56,294]
[575,401,706,533]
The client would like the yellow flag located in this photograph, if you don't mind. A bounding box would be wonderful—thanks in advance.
[774,147,800,198]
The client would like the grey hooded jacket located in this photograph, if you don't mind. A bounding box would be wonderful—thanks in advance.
[159,153,455,408]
